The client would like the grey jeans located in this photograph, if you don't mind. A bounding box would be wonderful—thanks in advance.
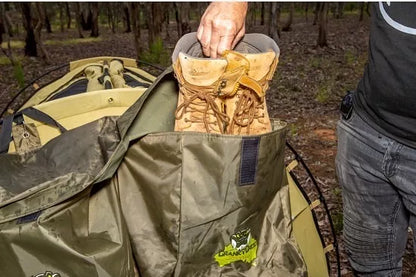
[336,109,416,276]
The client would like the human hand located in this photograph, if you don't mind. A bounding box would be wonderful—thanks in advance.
[197,2,248,58]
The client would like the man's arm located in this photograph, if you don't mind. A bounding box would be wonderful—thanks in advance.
[197,2,248,58]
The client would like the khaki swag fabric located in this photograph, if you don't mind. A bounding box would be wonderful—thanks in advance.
[117,130,306,276]
[0,53,305,276]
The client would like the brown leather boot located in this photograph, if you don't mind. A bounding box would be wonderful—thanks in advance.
[224,51,278,135]
[172,32,280,135]
[173,53,229,133]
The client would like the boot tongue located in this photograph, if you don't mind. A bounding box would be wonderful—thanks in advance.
[178,53,227,86]
[245,52,277,80]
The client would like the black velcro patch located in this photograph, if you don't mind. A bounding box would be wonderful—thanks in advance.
[239,137,260,186]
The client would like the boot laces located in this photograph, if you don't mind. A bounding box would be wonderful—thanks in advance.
[175,84,229,133]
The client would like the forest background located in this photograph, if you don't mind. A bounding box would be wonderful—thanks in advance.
[0,2,415,276]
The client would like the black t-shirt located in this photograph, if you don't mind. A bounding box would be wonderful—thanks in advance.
[354,2,416,148]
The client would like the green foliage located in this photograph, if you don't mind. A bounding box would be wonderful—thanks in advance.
[1,38,102,49]
[0,40,25,49]
[344,50,357,66]
[332,211,343,235]
[45,37,102,46]
[13,62,25,88]
[315,84,330,103]
[289,123,299,137]
[140,37,170,66]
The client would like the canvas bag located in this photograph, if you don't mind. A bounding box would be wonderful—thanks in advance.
[0,40,306,277]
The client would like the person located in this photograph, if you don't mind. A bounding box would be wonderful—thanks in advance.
[197,2,247,58]
[198,2,416,276]
[335,2,416,276]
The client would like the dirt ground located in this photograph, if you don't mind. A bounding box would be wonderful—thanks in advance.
[1,11,415,276]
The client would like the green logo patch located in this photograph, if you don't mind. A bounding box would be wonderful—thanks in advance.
[214,228,257,267]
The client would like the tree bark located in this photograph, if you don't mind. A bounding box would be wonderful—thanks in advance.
[304,3,309,22]
[90,3,99,37]
[0,3,5,46]
[74,3,84,38]
[107,3,115,33]
[43,4,52,33]
[123,3,131,33]
[129,2,141,59]
[335,2,344,19]
[317,2,328,47]
[21,3,37,57]
[359,3,364,21]
[65,3,71,29]
[269,2,280,41]
[59,3,64,32]
[164,3,170,39]
[146,3,163,47]
[313,2,320,25]
[282,2,294,31]
[174,2,191,39]
[34,3,51,63]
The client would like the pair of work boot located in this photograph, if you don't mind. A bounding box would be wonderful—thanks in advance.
[85,59,129,92]
[172,33,280,135]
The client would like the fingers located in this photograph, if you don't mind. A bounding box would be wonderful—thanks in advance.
[217,34,235,57]
[197,15,213,57]
[231,25,245,49]
[196,2,248,58]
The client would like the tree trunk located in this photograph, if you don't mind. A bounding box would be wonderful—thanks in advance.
[21,3,37,57]
[269,2,280,41]
[107,4,115,33]
[65,3,71,29]
[174,2,191,39]
[335,2,344,19]
[81,5,92,31]
[305,3,309,22]
[43,4,52,33]
[129,2,141,59]
[359,3,364,21]
[146,3,163,47]
[164,3,170,39]
[1,4,13,37]
[260,2,265,25]
[74,3,84,38]
[90,3,99,37]
[123,3,131,33]
[317,2,328,47]
[282,2,294,31]
[313,2,320,25]
[34,3,51,64]
[59,3,64,32]
[0,3,5,45]
[247,2,256,29]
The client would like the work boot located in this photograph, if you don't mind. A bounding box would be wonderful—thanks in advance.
[224,51,278,135]
[109,59,129,88]
[173,53,229,133]
[172,32,280,135]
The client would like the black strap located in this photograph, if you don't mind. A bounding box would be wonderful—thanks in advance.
[22,107,67,133]
[0,115,13,154]
[0,107,67,154]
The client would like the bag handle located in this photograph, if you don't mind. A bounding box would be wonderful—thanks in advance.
[0,107,67,154]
